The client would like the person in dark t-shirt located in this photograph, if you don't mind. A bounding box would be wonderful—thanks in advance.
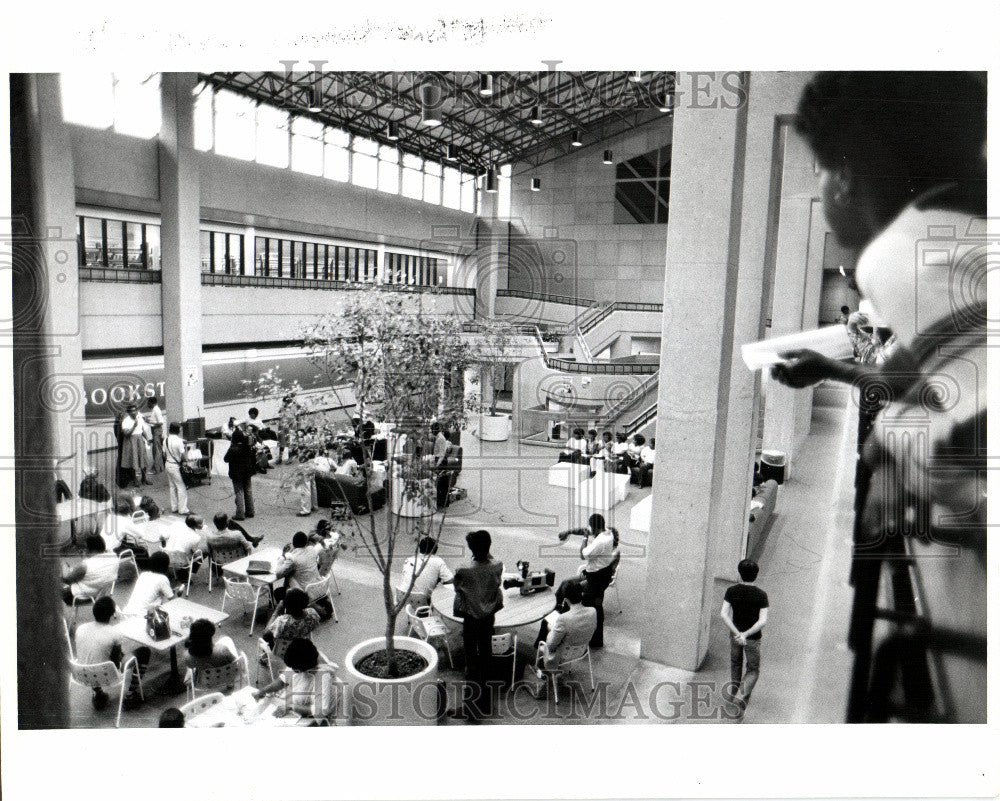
[721,559,769,719]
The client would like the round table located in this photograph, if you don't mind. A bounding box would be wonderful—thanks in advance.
[431,579,556,630]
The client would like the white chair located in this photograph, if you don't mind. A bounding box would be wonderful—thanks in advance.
[221,577,267,635]
[117,548,140,583]
[179,691,225,719]
[608,563,623,615]
[70,576,117,621]
[316,540,341,596]
[406,604,454,669]
[535,643,595,704]
[207,544,249,593]
[303,571,339,623]
[63,617,75,658]
[491,632,518,688]
[184,651,249,702]
[68,655,144,728]
[178,549,205,597]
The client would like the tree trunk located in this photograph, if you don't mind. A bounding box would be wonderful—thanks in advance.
[384,578,398,678]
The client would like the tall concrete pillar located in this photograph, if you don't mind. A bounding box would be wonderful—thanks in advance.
[16,75,86,471]
[159,73,204,425]
[475,190,502,319]
[642,73,753,670]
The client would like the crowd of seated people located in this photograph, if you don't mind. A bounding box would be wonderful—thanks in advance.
[558,428,655,485]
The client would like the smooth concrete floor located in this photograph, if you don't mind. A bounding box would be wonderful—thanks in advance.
[66,394,859,727]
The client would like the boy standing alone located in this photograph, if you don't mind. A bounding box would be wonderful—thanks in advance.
[720,559,769,720]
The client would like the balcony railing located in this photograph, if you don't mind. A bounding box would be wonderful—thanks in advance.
[496,288,596,307]
[200,272,476,297]
[79,267,161,284]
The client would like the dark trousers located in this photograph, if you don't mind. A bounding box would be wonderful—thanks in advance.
[583,564,614,648]
[730,636,762,704]
[462,614,495,718]
[232,475,255,518]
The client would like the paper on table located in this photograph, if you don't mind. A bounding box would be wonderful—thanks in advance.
[741,325,853,371]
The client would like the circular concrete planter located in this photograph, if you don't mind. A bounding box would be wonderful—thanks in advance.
[343,636,439,726]
[477,414,511,441]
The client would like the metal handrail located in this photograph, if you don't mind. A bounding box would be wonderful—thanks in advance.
[199,272,476,296]
[79,267,162,284]
[496,288,597,307]
[597,371,659,425]
[624,402,657,435]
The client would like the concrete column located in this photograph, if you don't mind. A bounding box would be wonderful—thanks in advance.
[642,73,752,670]
[761,125,823,478]
[16,75,88,479]
[159,73,204,424]
[475,190,502,319]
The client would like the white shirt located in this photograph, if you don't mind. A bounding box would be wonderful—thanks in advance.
[163,526,204,559]
[398,554,454,601]
[312,455,333,474]
[99,512,144,551]
[148,406,166,426]
[123,571,174,615]
[581,531,617,572]
[564,437,588,453]
[69,554,119,597]
[164,433,186,465]
[639,446,655,465]
[612,442,629,455]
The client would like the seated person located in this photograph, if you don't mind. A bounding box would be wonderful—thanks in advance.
[397,536,454,608]
[334,447,362,483]
[181,619,240,679]
[159,708,185,727]
[275,531,323,603]
[98,498,146,553]
[212,512,262,548]
[61,535,119,605]
[630,436,655,486]
[161,516,207,582]
[559,428,590,464]
[220,416,238,440]
[536,579,598,669]
[533,576,592,645]
[252,638,339,721]
[78,465,111,502]
[585,429,601,457]
[262,588,322,658]
[622,434,644,470]
[123,551,176,615]
[611,432,630,469]
[73,596,148,709]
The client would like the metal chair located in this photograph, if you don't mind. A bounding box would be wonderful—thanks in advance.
[608,563,623,615]
[178,549,205,597]
[303,571,339,623]
[406,604,454,669]
[117,548,140,583]
[69,565,119,620]
[184,651,249,702]
[221,577,267,635]
[68,656,144,728]
[179,691,225,719]
[491,632,519,688]
[207,544,249,593]
[535,643,595,704]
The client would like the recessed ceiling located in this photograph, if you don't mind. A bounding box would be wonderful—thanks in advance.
[199,71,675,174]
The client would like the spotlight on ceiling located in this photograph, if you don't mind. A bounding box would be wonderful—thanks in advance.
[530,177,542,192]
[603,149,614,165]
[629,71,644,83]
[446,143,459,161]
[485,166,499,193]
[529,105,543,126]
[385,121,400,141]
[658,95,675,113]
[479,73,494,96]
[419,84,443,128]
[571,130,583,147]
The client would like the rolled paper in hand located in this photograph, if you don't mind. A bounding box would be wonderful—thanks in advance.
[741,325,853,371]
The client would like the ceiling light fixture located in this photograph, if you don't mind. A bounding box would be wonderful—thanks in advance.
[419,83,443,127]
[530,177,542,191]
[571,130,583,147]
[485,166,499,193]
[446,143,459,161]
[629,71,644,83]
[603,149,614,165]
[386,121,400,141]
[529,105,543,126]
[658,95,675,113]
[479,73,494,96]
[307,85,322,112]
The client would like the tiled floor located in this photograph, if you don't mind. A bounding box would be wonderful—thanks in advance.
[67,395,859,727]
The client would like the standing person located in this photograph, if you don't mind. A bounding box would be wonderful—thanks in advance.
[225,423,257,521]
[560,513,619,649]
[120,403,152,487]
[450,530,503,723]
[146,397,166,473]
[720,559,769,719]
[163,422,190,515]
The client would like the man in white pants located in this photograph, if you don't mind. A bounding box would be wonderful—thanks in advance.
[163,422,190,515]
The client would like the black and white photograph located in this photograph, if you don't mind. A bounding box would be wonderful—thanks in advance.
[1,3,996,800]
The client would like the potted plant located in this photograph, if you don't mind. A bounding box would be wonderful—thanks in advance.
[250,291,477,724]
[466,317,515,442]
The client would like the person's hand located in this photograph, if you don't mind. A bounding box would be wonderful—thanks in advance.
[735,633,747,646]
[251,688,265,701]
[770,349,842,388]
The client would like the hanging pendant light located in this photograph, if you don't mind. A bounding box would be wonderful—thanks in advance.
[445,143,459,161]
[420,83,443,127]
[603,149,614,165]
[307,85,322,112]
[658,94,675,114]
[571,129,583,147]
[529,105,543,126]
[629,71,644,83]
[530,177,542,192]
[385,120,400,141]
[478,73,494,96]
[485,166,499,193]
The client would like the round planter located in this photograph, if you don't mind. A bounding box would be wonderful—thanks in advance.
[478,414,511,441]
[343,636,439,726]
